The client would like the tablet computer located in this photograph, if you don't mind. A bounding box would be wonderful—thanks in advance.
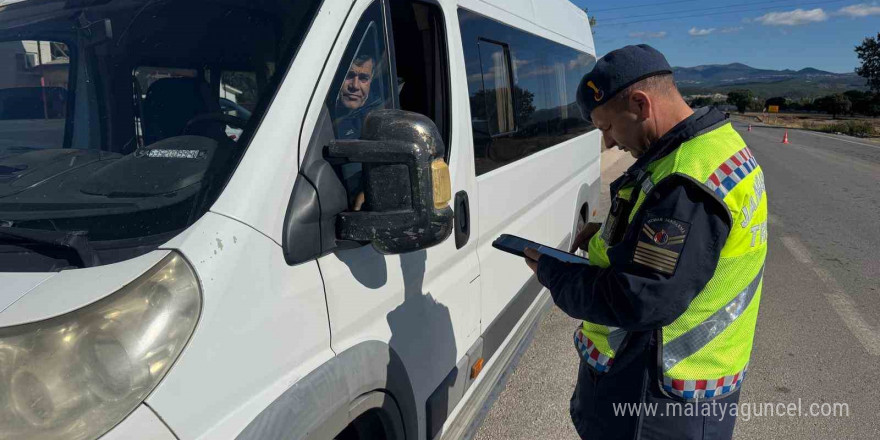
[492,234,590,265]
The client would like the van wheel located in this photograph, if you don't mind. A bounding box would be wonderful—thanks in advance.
[334,409,390,440]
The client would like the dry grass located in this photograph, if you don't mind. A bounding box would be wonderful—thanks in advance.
[731,112,880,138]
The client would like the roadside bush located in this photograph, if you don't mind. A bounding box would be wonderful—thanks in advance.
[812,120,876,137]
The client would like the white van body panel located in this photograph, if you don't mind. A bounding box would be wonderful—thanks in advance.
[458,0,593,52]
[0,251,168,327]
[145,212,332,440]
[475,133,600,328]
[100,405,177,440]
[208,0,353,244]
[530,0,596,51]
[475,0,534,25]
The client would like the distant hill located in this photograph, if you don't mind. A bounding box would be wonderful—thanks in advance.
[674,63,868,99]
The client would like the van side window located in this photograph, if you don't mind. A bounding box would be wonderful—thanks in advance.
[459,8,596,176]
[326,1,394,141]
[389,0,451,150]
[323,0,451,209]
[323,1,393,208]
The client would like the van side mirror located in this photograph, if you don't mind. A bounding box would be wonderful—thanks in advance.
[325,110,453,254]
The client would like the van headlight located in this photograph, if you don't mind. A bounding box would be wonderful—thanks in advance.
[0,253,201,440]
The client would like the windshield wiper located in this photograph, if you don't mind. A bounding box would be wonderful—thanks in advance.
[0,226,99,268]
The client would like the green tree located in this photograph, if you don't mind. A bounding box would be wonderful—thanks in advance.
[815,94,852,119]
[844,90,871,115]
[689,96,714,108]
[726,89,753,114]
[855,32,880,92]
[513,86,536,124]
[747,98,765,113]
[583,8,597,35]
[468,86,536,132]
[869,93,880,117]
[790,97,814,112]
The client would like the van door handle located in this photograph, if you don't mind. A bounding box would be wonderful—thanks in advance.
[454,191,470,249]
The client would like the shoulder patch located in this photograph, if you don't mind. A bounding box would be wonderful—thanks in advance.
[633,217,691,275]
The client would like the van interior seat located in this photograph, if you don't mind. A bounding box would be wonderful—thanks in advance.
[142,77,225,146]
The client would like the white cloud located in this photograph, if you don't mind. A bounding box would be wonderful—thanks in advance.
[755,8,828,26]
[720,26,744,34]
[836,3,880,17]
[569,53,595,70]
[629,31,668,39]
[688,27,716,37]
[518,65,557,79]
[513,59,533,69]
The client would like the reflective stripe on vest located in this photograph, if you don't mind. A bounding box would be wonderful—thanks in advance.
[662,266,764,371]
[662,364,748,400]
[706,147,758,199]
[574,329,614,372]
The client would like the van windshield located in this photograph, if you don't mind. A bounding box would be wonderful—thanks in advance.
[0,0,321,271]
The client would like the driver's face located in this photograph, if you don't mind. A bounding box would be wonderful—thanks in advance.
[340,59,374,110]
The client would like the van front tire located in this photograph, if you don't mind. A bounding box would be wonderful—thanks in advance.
[333,391,404,440]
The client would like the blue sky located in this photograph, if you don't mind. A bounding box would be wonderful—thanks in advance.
[571,0,880,73]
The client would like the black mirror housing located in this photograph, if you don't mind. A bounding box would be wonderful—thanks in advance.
[326,110,453,254]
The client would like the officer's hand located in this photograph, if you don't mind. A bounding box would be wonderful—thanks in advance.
[524,248,542,274]
[570,222,602,253]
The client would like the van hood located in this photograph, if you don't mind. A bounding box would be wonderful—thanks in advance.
[0,250,169,327]
[0,272,55,315]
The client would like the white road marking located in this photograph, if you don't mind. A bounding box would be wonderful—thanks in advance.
[790,129,880,150]
[781,236,880,356]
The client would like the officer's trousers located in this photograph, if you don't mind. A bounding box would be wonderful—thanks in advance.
[570,358,741,440]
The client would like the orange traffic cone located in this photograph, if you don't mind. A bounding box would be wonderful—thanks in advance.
[781,130,790,144]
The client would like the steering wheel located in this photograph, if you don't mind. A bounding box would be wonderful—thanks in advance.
[182,112,248,135]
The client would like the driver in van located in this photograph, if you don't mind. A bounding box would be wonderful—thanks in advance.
[335,53,378,139]
[334,52,381,211]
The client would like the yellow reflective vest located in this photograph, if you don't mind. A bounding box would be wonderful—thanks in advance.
[581,122,767,400]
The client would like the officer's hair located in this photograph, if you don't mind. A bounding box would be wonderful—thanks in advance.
[612,74,680,108]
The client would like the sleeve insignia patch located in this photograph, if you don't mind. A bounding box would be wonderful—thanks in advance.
[633,217,691,275]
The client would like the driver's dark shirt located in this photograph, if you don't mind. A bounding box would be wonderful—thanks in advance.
[334,102,378,206]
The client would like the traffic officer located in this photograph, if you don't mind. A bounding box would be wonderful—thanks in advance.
[524,45,768,440]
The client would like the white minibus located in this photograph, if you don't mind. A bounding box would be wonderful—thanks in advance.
[0,0,600,438]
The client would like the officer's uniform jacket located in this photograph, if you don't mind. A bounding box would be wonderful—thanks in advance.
[536,107,768,440]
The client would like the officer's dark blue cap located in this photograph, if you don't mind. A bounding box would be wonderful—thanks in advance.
[577,44,673,122]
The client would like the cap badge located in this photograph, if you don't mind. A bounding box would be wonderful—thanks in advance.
[587,81,604,102]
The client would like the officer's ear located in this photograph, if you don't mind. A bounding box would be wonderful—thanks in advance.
[629,90,652,122]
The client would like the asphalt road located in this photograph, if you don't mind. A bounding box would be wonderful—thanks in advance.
[471,123,880,439]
